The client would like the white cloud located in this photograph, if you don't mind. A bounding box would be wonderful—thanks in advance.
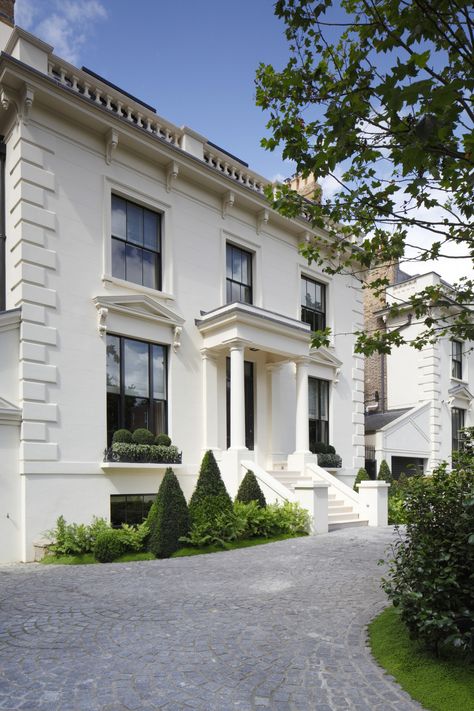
[16,0,107,65]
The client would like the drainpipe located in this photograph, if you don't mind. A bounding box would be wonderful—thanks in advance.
[0,137,5,312]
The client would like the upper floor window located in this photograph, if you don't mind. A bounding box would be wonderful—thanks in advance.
[226,243,252,304]
[106,334,167,444]
[451,340,463,379]
[111,195,162,290]
[301,276,326,331]
[452,407,465,453]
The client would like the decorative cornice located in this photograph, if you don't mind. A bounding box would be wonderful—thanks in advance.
[93,293,184,332]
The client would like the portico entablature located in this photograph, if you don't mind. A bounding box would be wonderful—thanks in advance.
[196,302,312,360]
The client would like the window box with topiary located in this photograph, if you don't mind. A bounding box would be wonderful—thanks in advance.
[104,429,182,464]
[312,442,342,468]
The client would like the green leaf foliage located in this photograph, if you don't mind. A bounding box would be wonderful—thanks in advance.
[236,470,266,507]
[382,428,474,655]
[107,443,181,464]
[378,459,392,482]
[112,429,133,444]
[353,467,369,491]
[188,450,232,529]
[131,428,155,445]
[147,468,189,558]
[93,529,124,563]
[256,0,474,352]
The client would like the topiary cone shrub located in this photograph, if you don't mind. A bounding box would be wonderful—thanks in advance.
[377,459,392,482]
[188,450,232,529]
[353,467,369,491]
[148,468,189,558]
[236,470,266,507]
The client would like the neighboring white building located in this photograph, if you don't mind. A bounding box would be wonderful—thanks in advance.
[0,11,374,563]
[365,271,473,478]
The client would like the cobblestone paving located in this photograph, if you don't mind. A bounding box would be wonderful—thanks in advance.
[0,527,422,711]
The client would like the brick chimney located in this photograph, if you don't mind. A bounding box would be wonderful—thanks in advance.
[287,173,322,203]
[0,0,14,26]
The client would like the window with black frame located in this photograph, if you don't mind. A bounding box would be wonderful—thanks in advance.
[106,335,167,444]
[451,340,463,379]
[226,243,253,304]
[111,195,162,290]
[301,276,326,331]
[110,494,155,527]
[309,377,329,451]
[452,407,465,453]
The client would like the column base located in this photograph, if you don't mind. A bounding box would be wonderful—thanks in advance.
[287,451,317,473]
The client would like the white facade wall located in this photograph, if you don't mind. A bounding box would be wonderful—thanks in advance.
[0,28,363,561]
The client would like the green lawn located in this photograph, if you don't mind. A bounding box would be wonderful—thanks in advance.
[40,533,305,565]
[369,607,474,711]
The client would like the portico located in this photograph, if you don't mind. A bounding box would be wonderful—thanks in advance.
[196,302,341,492]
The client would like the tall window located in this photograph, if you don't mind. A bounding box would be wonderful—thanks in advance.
[451,340,463,379]
[301,276,326,331]
[111,195,161,290]
[106,335,167,444]
[309,377,329,451]
[452,407,465,452]
[226,243,252,304]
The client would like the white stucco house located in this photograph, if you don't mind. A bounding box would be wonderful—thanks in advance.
[364,271,473,478]
[0,7,392,564]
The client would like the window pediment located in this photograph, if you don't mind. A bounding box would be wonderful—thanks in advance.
[309,346,342,370]
[93,293,184,336]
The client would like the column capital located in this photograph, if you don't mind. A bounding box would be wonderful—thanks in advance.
[200,348,217,361]
[226,338,249,353]
[294,356,312,367]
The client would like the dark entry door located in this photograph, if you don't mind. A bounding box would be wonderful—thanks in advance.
[226,359,254,450]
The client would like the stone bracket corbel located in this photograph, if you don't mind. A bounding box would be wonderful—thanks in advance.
[300,230,312,244]
[166,160,179,192]
[222,190,234,219]
[256,208,269,235]
[173,325,182,351]
[0,87,12,112]
[21,85,34,125]
[105,128,119,165]
[97,307,108,336]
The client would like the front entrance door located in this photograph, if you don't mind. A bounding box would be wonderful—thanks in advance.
[226,358,254,450]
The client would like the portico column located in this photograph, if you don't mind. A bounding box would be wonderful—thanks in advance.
[229,341,246,449]
[295,357,311,453]
[201,349,218,451]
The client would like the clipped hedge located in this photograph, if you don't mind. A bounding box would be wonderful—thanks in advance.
[313,442,336,454]
[317,452,342,468]
[188,450,232,529]
[148,468,189,558]
[106,443,182,464]
[236,470,266,507]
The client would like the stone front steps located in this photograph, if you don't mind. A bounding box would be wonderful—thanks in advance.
[270,469,369,531]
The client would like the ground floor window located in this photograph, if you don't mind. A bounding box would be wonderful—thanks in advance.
[452,407,465,452]
[106,334,167,444]
[110,494,155,527]
[309,377,329,451]
[391,456,425,480]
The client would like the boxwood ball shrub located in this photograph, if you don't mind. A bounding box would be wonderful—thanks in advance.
[112,429,133,444]
[236,470,266,508]
[353,467,369,491]
[132,428,155,445]
[148,468,189,558]
[188,450,232,528]
[155,433,172,446]
[93,529,124,563]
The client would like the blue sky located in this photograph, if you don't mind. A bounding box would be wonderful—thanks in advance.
[16,0,293,181]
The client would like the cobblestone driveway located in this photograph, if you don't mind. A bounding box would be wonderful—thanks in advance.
[0,527,422,711]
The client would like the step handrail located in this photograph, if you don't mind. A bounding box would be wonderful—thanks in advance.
[306,463,361,511]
